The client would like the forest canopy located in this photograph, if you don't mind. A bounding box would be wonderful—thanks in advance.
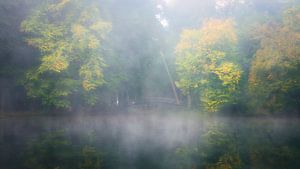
[0,0,299,114]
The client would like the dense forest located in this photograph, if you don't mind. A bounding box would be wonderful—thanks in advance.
[0,0,299,114]
[1,0,300,169]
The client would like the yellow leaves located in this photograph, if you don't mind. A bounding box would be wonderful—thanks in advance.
[78,6,100,23]
[72,24,87,38]
[26,38,53,52]
[175,29,200,54]
[175,19,236,55]
[207,50,226,64]
[214,62,241,88]
[72,21,111,49]
[253,6,300,69]
[248,5,300,111]
[201,88,230,113]
[79,58,105,91]
[20,0,112,108]
[90,21,112,34]
[82,81,97,91]
[39,50,69,73]
[283,5,300,31]
[249,8,300,92]
[41,25,65,39]
[267,74,273,80]
[23,23,65,52]
[80,66,104,91]
[88,36,100,49]
[200,19,237,46]
[36,41,72,73]
[175,18,241,112]
[175,19,237,76]
[48,0,71,11]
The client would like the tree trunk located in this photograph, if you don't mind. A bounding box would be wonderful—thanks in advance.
[0,90,4,113]
[160,52,180,105]
[187,92,192,109]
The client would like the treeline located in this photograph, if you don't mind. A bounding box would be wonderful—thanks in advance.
[175,2,300,115]
[0,0,169,112]
[0,0,299,114]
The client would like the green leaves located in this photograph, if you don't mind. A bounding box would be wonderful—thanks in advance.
[248,5,300,112]
[24,130,102,169]
[214,62,241,89]
[175,19,242,112]
[21,0,111,108]
[79,56,105,91]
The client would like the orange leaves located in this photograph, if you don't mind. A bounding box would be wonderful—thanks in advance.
[249,7,300,88]
[248,5,300,111]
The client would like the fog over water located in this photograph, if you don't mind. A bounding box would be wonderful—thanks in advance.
[1,110,300,168]
[0,0,300,168]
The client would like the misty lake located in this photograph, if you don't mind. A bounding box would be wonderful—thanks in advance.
[1,109,300,169]
[1,0,300,168]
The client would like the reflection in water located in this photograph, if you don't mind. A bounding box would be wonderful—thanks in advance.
[0,111,300,169]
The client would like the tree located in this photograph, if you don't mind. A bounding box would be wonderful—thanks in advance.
[21,0,111,109]
[249,4,300,113]
[175,19,242,112]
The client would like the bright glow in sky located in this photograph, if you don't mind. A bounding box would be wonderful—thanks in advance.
[160,18,169,28]
[216,0,246,9]
[163,0,173,5]
[155,14,169,28]
[156,4,169,28]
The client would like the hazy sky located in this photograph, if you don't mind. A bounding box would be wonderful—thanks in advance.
[163,0,173,5]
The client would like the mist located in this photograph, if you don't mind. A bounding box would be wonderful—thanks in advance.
[1,0,300,169]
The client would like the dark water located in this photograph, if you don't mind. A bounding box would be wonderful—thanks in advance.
[1,111,300,169]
